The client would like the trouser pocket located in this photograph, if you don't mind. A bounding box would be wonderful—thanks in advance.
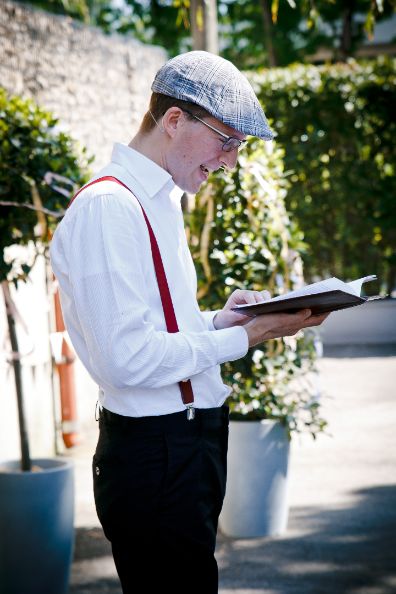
[92,425,167,542]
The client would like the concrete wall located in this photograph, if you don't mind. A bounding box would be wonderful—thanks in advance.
[319,299,396,346]
[0,1,166,461]
[0,0,166,168]
[0,255,57,462]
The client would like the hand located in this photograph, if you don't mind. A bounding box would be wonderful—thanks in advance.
[244,309,330,348]
[213,289,271,330]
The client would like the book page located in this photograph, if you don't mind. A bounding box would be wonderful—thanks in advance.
[247,275,377,305]
[347,275,377,296]
[267,277,350,303]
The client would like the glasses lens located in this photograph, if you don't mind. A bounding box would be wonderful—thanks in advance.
[223,138,242,152]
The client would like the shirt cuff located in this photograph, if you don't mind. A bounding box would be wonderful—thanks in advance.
[201,310,220,331]
[211,325,249,364]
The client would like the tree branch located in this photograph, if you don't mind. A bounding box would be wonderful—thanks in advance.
[0,201,65,218]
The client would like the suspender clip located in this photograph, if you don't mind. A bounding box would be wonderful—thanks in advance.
[186,405,195,421]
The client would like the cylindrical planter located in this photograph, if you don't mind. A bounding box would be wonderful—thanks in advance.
[0,458,74,594]
[219,420,290,538]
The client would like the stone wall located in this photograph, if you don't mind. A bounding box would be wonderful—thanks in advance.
[0,0,167,168]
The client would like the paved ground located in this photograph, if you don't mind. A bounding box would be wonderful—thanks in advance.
[68,347,396,594]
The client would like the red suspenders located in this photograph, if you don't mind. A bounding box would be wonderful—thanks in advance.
[69,176,195,420]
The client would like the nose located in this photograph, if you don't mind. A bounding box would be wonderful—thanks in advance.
[221,147,239,170]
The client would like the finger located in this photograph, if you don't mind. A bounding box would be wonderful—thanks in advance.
[229,289,255,305]
[267,327,300,339]
[260,290,271,301]
[288,308,311,320]
[264,302,313,322]
[303,313,329,328]
[277,309,312,330]
[232,289,272,305]
[240,290,262,305]
[277,308,311,320]
[313,312,330,321]
[253,291,266,303]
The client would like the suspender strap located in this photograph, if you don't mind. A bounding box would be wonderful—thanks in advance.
[68,176,194,410]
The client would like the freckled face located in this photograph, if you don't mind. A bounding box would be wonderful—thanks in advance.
[165,113,245,194]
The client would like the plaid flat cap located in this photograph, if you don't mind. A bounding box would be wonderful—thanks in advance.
[151,51,274,141]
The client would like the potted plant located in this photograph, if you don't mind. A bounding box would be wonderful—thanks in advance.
[0,88,89,593]
[186,138,327,538]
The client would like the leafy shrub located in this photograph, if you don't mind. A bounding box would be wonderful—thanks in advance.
[186,140,327,438]
[0,87,91,282]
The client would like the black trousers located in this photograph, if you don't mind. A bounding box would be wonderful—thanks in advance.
[92,405,229,594]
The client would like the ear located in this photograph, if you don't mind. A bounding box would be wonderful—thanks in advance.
[162,107,184,139]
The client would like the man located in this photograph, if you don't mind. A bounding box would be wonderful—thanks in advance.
[50,51,328,593]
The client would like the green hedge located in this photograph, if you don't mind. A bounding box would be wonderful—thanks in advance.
[249,57,396,295]
[0,88,91,282]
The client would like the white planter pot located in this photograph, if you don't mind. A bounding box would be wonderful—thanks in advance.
[219,419,290,538]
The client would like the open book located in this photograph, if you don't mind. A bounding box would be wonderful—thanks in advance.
[232,275,381,317]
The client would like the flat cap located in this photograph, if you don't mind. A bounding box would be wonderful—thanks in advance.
[151,51,274,141]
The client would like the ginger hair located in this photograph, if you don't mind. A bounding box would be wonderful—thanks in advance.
[139,92,212,134]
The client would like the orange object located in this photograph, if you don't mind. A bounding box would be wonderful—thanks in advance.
[53,288,80,448]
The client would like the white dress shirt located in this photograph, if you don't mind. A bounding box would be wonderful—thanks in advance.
[50,143,249,416]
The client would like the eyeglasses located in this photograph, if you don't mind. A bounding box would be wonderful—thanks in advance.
[182,109,247,153]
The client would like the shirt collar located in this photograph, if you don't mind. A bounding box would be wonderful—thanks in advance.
[111,143,184,201]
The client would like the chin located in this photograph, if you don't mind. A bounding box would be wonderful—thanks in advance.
[175,171,207,194]
[191,178,207,194]
[179,181,203,194]
[190,183,204,194]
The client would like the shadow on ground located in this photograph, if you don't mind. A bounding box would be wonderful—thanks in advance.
[69,527,120,593]
[73,527,112,561]
[70,484,396,593]
[218,484,396,593]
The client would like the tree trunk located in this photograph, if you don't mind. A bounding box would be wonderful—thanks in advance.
[2,281,31,471]
[339,1,355,61]
[190,0,219,54]
[259,0,278,67]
